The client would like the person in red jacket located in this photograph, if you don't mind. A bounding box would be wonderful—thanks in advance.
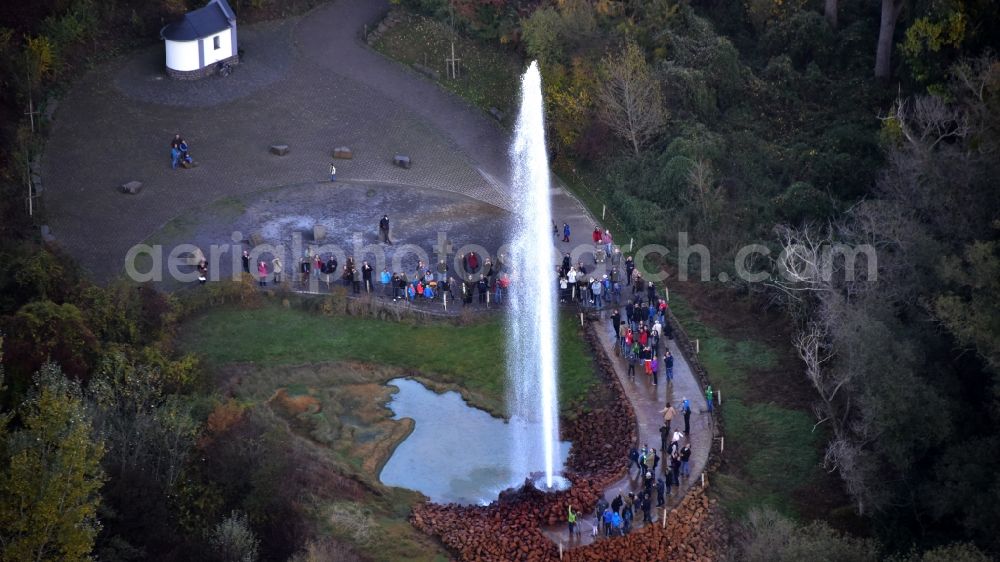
[257,261,268,287]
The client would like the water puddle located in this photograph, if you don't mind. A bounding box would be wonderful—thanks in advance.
[379,378,571,505]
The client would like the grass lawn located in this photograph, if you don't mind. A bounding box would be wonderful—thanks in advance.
[179,303,595,416]
[374,13,522,115]
[668,293,825,519]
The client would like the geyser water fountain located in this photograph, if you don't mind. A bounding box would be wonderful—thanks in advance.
[507,61,567,491]
[378,62,571,504]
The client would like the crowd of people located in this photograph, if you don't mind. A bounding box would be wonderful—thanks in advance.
[555,225,704,540]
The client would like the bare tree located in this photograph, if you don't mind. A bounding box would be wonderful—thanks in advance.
[687,159,723,221]
[825,0,838,28]
[599,40,668,155]
[875,0,906,79]
[795,322,841,432]
[882,95,970,152]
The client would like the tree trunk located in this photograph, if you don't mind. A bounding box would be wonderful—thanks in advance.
[825,0,838,28]
[875,0,904,79]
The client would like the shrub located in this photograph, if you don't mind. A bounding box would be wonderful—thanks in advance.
[661,63,718,122]
[739,507,879,562]
[209,510,260,562]
[772,181,833,224]
[522,8,565,64]
[761,9,834,68]
[4,300,99,381]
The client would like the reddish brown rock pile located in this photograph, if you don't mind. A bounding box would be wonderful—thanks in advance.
[563,322,638,488]
[565,487,727,561]
[412,484,727,561]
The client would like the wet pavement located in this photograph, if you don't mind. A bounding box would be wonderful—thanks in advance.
[540,286,713,549]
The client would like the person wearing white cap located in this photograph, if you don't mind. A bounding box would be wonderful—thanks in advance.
[590,276,603,308]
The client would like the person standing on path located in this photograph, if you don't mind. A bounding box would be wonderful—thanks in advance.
[257,261,268,287]
[706,385,714,413]
[681,442,692,477]
[670,452,681,486]
[272,256,282,284]
[660,424,670,453]
[241,250,250,274]
[651,354,659,386]
[682,397,692,434]
[660,403,676,433]
[611,308,621,339]
[329,162,337,182]
[563,222,571,242]
[567,505,577,538]
[665,351,674,383]
[379,214,392,244]
[362,261,373,293]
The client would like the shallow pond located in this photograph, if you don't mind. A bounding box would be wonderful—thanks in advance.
[379,378,571,505]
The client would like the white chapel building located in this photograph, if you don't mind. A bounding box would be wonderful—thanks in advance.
[161,0,238,79]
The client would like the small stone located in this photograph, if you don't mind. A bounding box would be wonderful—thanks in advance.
[120,180,143,194]
[269,144,289,156]
[333,146,353,159]
[393,154,411,169]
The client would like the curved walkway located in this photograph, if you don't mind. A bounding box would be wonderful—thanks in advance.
[541,288,712,548]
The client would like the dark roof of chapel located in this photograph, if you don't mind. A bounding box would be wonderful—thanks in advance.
[161,0,234,42]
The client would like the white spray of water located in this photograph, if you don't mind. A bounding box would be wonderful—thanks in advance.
[506,61,561,488]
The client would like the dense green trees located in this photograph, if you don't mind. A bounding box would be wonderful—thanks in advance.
[0,364,105,562]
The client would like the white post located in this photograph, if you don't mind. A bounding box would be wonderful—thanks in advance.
[718,388,722,405]
[696,339,700,353]
[443,291,447,311]
[629,238,634,252]
[602,204,606,219]
[662,507,667,528]
[559,542,563,559]
[579,312,584,326]
[27,97,35,132]
[701,473,705,487]
[665,287,669,301]
[721,436,725,452]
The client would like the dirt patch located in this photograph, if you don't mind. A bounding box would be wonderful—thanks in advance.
[271,387,322,415]
[669,277,815,414]
[668,275,854,522]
